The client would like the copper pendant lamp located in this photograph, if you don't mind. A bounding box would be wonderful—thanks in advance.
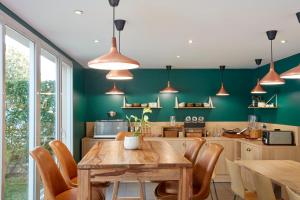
[105,82,124,95]
[88,0,140,70]
[106,19,133,80]
[160,65,178,93]
[280,64,300,79]
[260,30,285,85]
[251,59,267,94]
[280,13,300,79]
[216,65,230,96]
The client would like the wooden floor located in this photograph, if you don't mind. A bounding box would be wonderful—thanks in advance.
[105,182,234,200]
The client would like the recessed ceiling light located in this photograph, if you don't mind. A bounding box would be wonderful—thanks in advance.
[94,39,100,43]
[74,10,84,15]
[176,55,180,58]
[188,40,193,44]
[281,40,287,44]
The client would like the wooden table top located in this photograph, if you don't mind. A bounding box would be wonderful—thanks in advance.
[78,140,192,170]
[236,160,300,193]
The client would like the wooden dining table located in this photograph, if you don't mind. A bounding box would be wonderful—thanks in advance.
[236,160,300,197]
[77,140,193,200]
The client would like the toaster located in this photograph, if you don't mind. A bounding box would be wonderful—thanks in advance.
[262,130,294,145]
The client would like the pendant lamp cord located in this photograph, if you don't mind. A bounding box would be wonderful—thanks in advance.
[113,7,115,38]
[119,30,121,53]
[271,40,273,62]
[220,68,224,84]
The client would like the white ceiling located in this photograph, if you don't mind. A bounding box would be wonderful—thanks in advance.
[2,0,300,69]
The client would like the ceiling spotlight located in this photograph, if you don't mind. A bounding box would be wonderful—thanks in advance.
[176,55,180,58]
[188,40,193,44]
[74,10,84,15]
[281,40,286,44]
[94,40,100,43]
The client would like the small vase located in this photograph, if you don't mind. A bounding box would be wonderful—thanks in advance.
[124,136,140,150]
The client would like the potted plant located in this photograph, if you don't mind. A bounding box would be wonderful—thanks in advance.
[125,107,152,149]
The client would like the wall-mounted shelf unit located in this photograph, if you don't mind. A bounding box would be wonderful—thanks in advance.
[122,96,162,109]
[248,94,278,109]
[121,107,162,109]
[174,96,215,109]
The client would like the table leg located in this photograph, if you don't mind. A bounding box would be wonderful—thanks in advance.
[179,167,193,200]
[78,169,91,200]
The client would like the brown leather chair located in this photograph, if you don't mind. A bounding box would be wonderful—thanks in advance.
[30,146,104,200]
[49,140,109,188]
[115,131,133,141]
[184,138,206,164]
[154,143,224,200]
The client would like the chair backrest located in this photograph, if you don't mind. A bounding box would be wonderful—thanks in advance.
[226,158,245,198]
[252,172,276,200]
[30,146,70,200]
[49,140,78,186]
[115,131,132,141]
[184,138,206,164]
[193,143,224,199]
[286,186,300,200]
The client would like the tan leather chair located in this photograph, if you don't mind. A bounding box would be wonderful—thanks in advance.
[154,143,224,200]
[49,140,109,188]
[115,131,133,140]
[226,159,257,200]
[30,146,104,200]
[184,138,206,164]
[286,186,300,200]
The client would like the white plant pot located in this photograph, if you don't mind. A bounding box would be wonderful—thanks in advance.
[124,136,140,150]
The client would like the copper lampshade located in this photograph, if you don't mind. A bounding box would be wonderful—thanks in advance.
[88,37,140,70]
[280,64,300,79]
[260,62,285,85]
[216,83,230,96]
[160,81,178,93]
[251,79,267,94]
[106,69,133,80]
[105,83,124,95]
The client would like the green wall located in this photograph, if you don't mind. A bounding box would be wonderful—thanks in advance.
[85,69,254,122]
[1,3,86,161]
[251,53,300,126]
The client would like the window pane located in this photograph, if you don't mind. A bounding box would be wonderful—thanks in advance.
[61,62,72,150]
[40,49,57,152]
[4,27,33,200]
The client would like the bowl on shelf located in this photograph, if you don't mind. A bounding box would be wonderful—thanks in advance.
[203,103,210,107]
[141,103,148,107]
[149,102,158,108]
[186,103,195,107]
[132,103,141,107]
[195,103,204,107]
[178,102,186,108]
[125,103,132,107]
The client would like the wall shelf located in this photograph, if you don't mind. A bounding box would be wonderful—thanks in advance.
[248,94,278,109]
[121,107,162,109]
[248,106,278,109]
[174,107,215,109]
[174,96,215,109]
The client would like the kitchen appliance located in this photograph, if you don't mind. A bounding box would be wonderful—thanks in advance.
[262,130,294,145]
[94,120,128,138]
[184,116,205,137]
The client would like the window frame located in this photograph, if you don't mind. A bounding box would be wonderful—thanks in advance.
[0,10,74,200]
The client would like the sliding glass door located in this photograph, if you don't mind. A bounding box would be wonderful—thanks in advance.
[0,14,74,200]
[4,27,33,200]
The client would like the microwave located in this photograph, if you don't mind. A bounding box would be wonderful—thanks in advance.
[262,130,294,145]
[94,120,128,138]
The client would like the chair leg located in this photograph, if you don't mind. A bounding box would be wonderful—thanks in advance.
[112,181,120,200]
[139,181,145,200]
[212,180,219,200]
[210,187,214,200]
[233,194,237,200]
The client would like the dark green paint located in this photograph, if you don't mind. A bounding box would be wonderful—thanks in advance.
[1,3,86,161]
[85,69,254,122]
[251,53,300,126]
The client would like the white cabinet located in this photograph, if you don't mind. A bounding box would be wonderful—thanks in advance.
[241,143,261,160]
